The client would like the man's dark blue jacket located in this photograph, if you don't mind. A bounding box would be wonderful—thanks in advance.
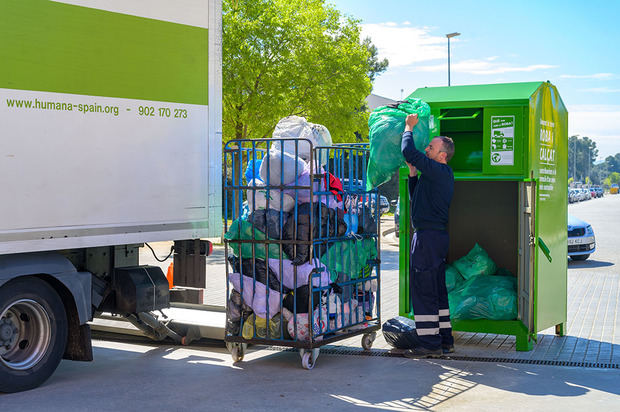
[401,131,454,231]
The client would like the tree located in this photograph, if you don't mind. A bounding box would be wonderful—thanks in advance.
[604,154,620,173]
[222,0,387,143]
[568,135,598,182]
[363,37,389,83]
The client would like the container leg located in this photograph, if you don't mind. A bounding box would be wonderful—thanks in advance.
[555,323,565,337]
[515,333,534,351]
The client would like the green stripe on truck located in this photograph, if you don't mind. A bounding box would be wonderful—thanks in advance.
[0,0,208,105]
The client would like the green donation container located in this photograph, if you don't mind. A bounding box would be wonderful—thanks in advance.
[398,82,568,351]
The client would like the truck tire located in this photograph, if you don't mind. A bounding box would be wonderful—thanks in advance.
[0,277,68,393]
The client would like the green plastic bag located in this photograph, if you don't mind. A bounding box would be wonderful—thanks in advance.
[445,264,464,293]
[320,238,377,281]
[452,243,497,280]
[224,219,291,260]
[448,275,517,320]
[495,268,513,277]
[366,98,431,189]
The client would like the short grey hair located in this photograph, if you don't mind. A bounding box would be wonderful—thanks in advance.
[438,136,455,162]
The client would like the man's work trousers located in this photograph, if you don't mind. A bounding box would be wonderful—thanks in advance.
[409,229,453,349]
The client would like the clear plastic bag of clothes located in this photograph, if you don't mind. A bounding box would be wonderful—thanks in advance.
[242,313,283,339]
[366,98,431,189]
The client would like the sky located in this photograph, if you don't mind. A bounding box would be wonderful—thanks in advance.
[330,0,620,161]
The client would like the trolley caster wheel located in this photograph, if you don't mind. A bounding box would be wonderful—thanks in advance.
[362,332,376,351]
[300,348,320,370]
[227,342,246,362]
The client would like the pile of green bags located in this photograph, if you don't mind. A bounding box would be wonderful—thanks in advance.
[446,244,517,320]
[366,98,431,189]
[452,243,497,279]
[445,264,464,293]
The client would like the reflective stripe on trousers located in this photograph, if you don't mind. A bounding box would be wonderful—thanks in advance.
[410,229,454,349]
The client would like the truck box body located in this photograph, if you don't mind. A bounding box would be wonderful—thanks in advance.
[0,0,222,254]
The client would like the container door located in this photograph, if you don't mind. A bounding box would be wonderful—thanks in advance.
[518,181,535,334]
[530,83,568,333]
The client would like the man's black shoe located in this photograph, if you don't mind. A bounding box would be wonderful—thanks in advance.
[442,344,454,354]
[403,346,443,359]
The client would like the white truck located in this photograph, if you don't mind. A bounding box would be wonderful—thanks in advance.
[0,0,222,392]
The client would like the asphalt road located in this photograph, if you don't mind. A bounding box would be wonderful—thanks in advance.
[2,195,619,410]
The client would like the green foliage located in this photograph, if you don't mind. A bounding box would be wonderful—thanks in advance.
[568,135,598,182]
[592,152,620,185]
[223,0,387,143]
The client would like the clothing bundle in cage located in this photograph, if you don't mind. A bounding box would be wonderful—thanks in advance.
[224,117,380,345]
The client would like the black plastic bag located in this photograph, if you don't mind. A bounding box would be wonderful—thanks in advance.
[382,316,419,349]
[283,203,347,265]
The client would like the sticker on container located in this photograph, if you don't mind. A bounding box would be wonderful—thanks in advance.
[490,116,515,166]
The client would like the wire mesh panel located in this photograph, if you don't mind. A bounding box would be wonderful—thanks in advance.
[223,138,381,364]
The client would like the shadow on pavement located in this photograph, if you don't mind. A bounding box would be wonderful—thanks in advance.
[5,340,618,410]
[568,259,615,269]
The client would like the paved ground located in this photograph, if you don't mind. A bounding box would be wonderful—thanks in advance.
[138,196,620,365]
[2,194,619,409]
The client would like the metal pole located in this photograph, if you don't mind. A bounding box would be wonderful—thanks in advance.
[445,32,460,87]
[448,37,451,86]
[588,146,591,182]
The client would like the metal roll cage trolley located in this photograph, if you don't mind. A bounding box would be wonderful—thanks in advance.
[223,138,381,369]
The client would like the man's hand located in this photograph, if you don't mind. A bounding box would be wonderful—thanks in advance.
[405,114,419,132]
[407,162,417,177]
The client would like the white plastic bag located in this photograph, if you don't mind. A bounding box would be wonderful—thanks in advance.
[259,149,308,185]
[310,123,333,167]
[270,116,332,166]
[247,179,295,212]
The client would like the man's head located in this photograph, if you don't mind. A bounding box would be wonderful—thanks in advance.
[425,136,455,164]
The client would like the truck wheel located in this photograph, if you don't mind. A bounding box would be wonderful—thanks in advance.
[0,277,68,393]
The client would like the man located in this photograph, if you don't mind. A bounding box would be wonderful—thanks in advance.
[401,113,455,358]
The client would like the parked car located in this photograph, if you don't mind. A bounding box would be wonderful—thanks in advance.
[590,188,597,198]
[393,197,400,237]
[581,188,591,201]
[568,214,596,261]
[568,188,578,203]
[595,186,604,197]
[341,178,390,216]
